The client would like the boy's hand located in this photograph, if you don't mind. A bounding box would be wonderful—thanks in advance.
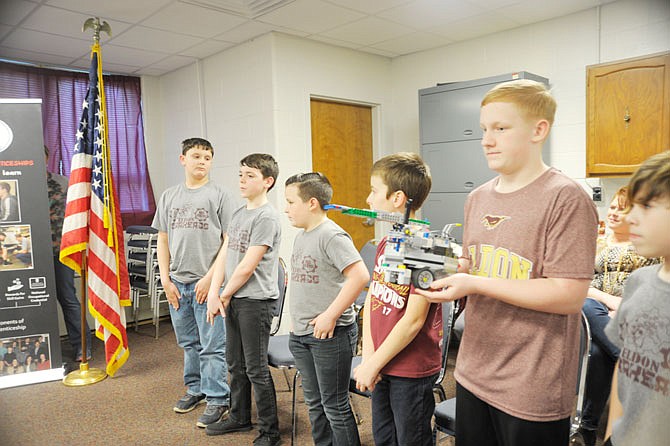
[164,281,181,310]
[309,312,337,339]
[353,360,382,392]
[206,289,223,324]
[195,276,211,304]
[415,273,476,303]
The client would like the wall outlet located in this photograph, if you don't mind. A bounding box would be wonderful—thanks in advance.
[592,186,602,202]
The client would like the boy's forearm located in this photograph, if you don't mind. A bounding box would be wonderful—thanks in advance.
[322,261,369,321]
[219,245,267,300]
[156,232,171,285]
[361,292,373,359]
[207,239,228,293]
[473,276,589,314]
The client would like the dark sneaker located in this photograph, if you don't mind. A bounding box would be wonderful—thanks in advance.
[173,393,205,413]
[196,404,229,428]
[569,427,596,446]
[205,417,253,436]
[253,433,282,446]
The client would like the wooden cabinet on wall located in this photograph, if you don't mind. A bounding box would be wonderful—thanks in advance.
[586,52,670,177]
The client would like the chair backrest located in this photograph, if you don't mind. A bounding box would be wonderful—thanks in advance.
[270,257,288,335]
[434,299,460,397]
[571,311,592,434]
[355,239,378,307]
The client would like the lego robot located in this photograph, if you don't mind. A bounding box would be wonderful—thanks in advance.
[325,203,460,290]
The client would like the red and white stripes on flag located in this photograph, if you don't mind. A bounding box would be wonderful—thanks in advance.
[60,43,130,377]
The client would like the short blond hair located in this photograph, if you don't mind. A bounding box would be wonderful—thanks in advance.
[481,79,556,126]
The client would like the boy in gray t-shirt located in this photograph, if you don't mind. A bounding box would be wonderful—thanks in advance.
[285,172,369,445]
[604,151,670,446]
[205,154,282,446]
[153,138,235,428]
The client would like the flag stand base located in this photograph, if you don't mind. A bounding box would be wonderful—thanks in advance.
[63,362,107,386]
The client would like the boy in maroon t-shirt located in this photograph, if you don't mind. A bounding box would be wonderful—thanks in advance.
[418,80,598,446]
[354,152,441,446]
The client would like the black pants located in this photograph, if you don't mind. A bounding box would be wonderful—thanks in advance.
[455,382,570,446]
[226,298,279,436]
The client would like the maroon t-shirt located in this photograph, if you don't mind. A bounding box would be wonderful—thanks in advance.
[456,168,598,421]
[369,237,442,378]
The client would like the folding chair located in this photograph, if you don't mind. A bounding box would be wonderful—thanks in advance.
[126,225,159,331]
[265,258,299,445]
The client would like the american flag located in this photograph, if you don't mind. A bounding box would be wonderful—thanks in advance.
[60,43,131,377]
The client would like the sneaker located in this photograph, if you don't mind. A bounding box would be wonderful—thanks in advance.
[205,417,253,436]
[173,393,206,413]
[253,433,282,446]
[196,404,229,428]
[570,427,596,446]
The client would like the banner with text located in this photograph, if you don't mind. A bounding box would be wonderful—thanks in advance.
[0,99,64,388]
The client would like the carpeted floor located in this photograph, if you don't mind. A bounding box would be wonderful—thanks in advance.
[0,320,456,446]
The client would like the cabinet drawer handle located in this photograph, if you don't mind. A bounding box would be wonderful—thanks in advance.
[464,182,474,189]
[463,129,473,136]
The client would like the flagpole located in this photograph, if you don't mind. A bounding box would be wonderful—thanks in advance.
[63,17,113,387]
[63,255,107,386]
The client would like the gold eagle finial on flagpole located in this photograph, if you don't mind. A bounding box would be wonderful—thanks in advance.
[82,17,112,43]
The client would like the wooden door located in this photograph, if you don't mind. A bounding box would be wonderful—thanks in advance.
[586,52,670,177]
[311,99,374,250]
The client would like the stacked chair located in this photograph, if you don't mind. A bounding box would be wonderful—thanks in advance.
[126,225,167,338]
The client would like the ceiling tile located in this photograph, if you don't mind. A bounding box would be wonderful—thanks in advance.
[308,34,364,50]
[429,12,520,42]
[146,54,198,73]
[45,0,172,23]
[179,39,234,58]
[134,66,167,76]
[0,24,13,41]
[0,45,79,67]
[324,0,413,15]
[213,20,274,43]
[0,0,39,26]
[257,0,365,34]
[378,0,486,29]
[357,46,398,58]
[320,16,413,46]
[496,0,607,25]
[369,30,452,55]
[110,26,203,54]
[70,56,141,74]
[2,28,90,58]
[21,5,131,41]
[97,43,169,67]
[141,2,246,38]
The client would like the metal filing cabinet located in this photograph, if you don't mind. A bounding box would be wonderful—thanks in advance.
[419,72,550,243]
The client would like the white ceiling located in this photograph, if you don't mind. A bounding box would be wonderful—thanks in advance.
[0,0,616,77]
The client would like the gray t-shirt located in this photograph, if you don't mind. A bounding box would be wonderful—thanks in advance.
[605,264,670,446]
[152,181,235,283]
[226,203,281,300]
[289,219,361,336]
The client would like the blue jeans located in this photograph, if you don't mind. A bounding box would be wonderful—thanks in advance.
[226,298,279,436]
[582,298,620,431]
[169,280,229,406]
[290,323,360,446]
[54,256,91,359]
[371,372,437,446]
